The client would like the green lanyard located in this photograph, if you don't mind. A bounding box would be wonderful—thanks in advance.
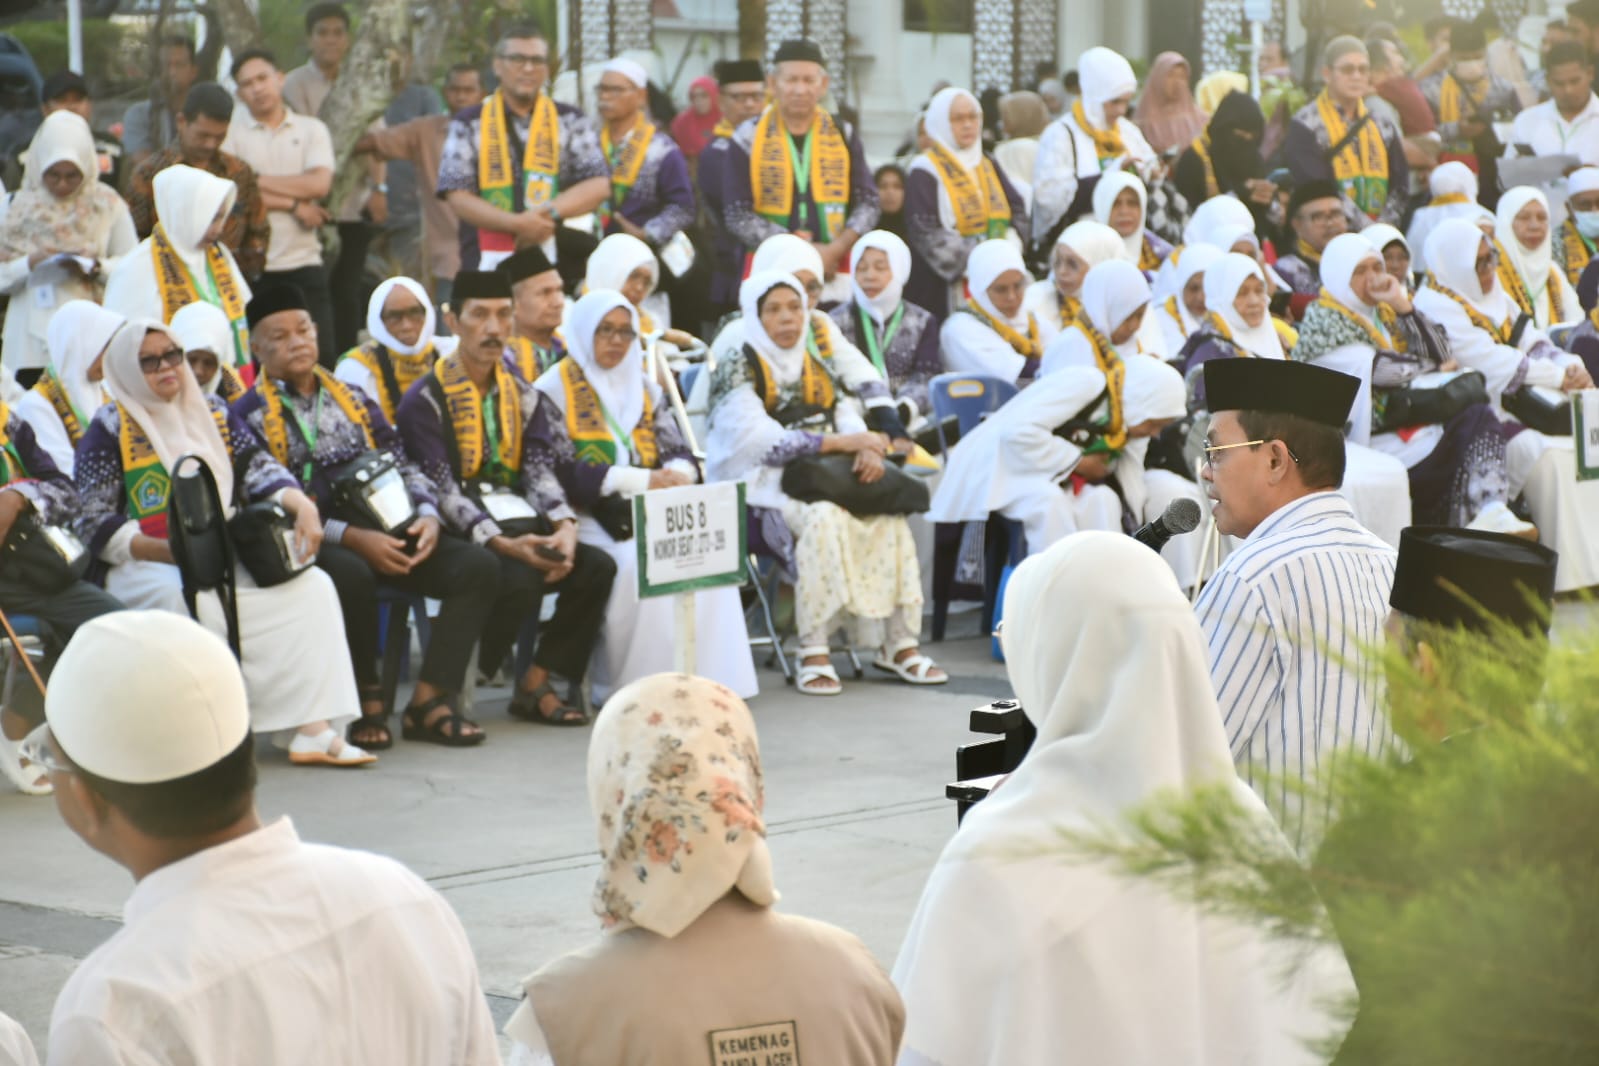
[597,395,637,463]
[282,388,324,487]
[783,127,814,232]
[482,392,511,485]
[857,303,904,377]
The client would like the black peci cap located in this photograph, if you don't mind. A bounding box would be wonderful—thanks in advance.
[245,283,309,329]
[772,39,826,67]
[451,270,514,304]
[1390,526,1558,634]
[1202,357,1361,428]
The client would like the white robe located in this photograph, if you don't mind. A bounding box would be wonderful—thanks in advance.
[939,312,1032,382]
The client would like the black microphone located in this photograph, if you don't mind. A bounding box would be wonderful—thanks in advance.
[1133,497,1202,553]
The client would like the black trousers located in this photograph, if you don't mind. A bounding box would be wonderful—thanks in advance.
[317,534,499,695]
[263,264,336,367]
[481,543,616,684]
[0,576,123,728]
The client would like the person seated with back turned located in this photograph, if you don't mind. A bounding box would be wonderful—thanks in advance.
[232,284,500,750]
[504,673,905,1066]
[397,270,616,725]
[1194,357,1398,849]
[30,611,499,1064]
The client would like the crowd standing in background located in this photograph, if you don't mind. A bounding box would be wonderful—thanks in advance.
[0,4,1597,1063]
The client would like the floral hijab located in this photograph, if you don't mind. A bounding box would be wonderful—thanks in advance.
[587,673,776,938]
[0,110,123,263]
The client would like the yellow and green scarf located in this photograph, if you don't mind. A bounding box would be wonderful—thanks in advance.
[751,313,839,413]
[506,334,564,384]
[559,358,658,467]
[1561,219,1593,288]
[968,301,1041,359]
[599,115,655,230]
[1072,99,1126,166]
[1425,275,1515,343]
[32,372,89,446]
[253,368,374,480]
[750,106,851,240]
[1070,314,1127,453]
[924,141,1011,238]
[434,354,523,485]
[151,223,248,367]
[117,401,229,538]
[478,89,560,253]
[1317,90,1388,220]
[1189,132,1220,198]
[343,340,437,424]
[0,401,27,485]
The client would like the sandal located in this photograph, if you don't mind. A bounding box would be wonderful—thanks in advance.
[872,651,949,686]
[288,728,378,767]
[508,678,590,726]
[401,693,487,747]
[347,685,393,751]
[796,647,843,696]
[0,733,51,795]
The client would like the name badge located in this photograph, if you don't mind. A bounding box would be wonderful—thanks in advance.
[707,1021,799,1066]
[481,488,538,524]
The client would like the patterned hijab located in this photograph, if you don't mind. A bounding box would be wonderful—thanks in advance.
[0,110,124,263]
[587,673,775,937]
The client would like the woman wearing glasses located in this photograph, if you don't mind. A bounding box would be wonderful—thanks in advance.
[533,291,756,702]
[334,277,458,425]
[72,320,373,767]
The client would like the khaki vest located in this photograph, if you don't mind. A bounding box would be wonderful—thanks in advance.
[528,893,905,1066]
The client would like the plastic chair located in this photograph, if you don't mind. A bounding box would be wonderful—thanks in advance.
[0,613,48,722]
[927,373,1020,640]
[375,588,432,713]
[745,550,863,686]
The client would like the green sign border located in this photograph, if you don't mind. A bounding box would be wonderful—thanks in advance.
[634,481,748,599]
[1578,390,1599,482]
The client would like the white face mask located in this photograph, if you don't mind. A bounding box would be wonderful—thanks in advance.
[1576,209,1599,240]
[1452,59,1488,82]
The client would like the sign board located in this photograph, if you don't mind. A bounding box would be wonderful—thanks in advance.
[634,481,747,598]
[1576,388,1599,481]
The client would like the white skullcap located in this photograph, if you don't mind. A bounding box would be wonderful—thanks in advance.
[46,611,249,784]
[603,57,649,90]
[1569,167,1599,198]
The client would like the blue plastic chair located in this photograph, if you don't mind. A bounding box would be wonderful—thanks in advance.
[678,363,703,401]
[375,589,431,712]
[928,373,1021,641]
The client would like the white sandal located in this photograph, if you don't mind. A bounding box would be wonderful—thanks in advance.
[288,728,377,767]
[0,734,52,795]
[796,647,843,696]
[872,651,949,686]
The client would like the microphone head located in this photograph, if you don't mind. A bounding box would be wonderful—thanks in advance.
[1163,496,1203,534]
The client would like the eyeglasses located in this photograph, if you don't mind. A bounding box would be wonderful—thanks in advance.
[1202,438,1301,468]
[139,347,185,374]
[381,306,428,325]
[1303,209,1344,225]
[1475,249,1500,272]
[725,90,765,105]
[594,325,638,343]
[802,280,825,300]
[596,82,636,96]
[19,723,70,777]
[1333,63,1371,76]
[496,52,549,69]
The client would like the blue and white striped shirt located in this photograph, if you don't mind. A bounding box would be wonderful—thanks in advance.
[1195,492,1398,826]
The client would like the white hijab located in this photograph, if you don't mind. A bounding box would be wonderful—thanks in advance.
[1080,259,1150,346]
[740,270,810,382]
[966,239,1031,325]
[365,276,456,358]
[1426,217,1514,324]
[1205,252,1283,359]
[1182,193,1255,249]
[44,300,122,420]
[1054,221,1126,286]
[1091,170,1149,263]
[566,290,647,435]
[1495,185,1557,308]
[1321,233,1384,325]
[101,318,235,508]
[750,233,825,297]
[848,229,911,325]
[923,86,984,171]
[1122,352,1185,424]
[1076,47,1138,127]
[168,301,233,395]
[584,233,659,299]
[152,165,238,275]
[894,531,1352,1066]
[1360,223,1408,260]
[1169,242,1224,332]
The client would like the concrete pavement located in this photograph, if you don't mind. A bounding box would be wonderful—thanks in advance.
[0,614,1011,1058]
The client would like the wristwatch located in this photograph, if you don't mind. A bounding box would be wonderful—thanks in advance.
[548,204,564,224]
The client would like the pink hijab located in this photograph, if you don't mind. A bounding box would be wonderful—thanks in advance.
[1136,53,1208,155]
[670,76,722,160]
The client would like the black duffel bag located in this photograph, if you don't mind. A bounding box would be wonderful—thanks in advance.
[1375,369,1491,432]
[781,454,930,516]
[0,513,88,593]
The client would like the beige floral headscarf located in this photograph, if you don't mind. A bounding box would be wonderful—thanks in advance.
[587,673,777,938]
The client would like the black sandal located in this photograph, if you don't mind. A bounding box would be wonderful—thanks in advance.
[401,692,486,747]
[508,678,590,726]
[347,685,393,751]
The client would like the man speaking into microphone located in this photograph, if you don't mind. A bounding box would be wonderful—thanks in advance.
[1194,357,1397,849]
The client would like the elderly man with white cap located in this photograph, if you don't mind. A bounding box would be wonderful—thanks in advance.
[28,610,500,1065]
[593,56,694,250]
[1557,166,1599,288]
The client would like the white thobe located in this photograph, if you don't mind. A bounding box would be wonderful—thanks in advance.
[1508,94,1599,168]
[47,818,499,1066]
[939,312,1030,383]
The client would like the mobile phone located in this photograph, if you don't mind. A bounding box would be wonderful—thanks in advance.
[534,544,567,562]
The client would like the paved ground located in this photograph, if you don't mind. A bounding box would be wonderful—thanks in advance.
[0,611,1009,1058]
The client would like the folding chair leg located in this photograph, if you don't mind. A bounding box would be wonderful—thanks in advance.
[930,523,962,641]
[844,644,863,679]
[745,556,793,682]
[379,605,411,715]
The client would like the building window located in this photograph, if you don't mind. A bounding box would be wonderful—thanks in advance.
[904,0,975,33]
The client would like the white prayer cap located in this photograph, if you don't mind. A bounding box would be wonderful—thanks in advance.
[1569,166,1599,198]
[603,57,649,90]
[46,611,249,784]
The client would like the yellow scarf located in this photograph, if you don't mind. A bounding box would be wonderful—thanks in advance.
[1189,132,1220,198]
[751,312,839,413]
[1164,295,1191,339]
[559,358,658,468]
[0,401,23,485]
[1317,90,1388,220]
[506,334,564,384]
[117,401,230,538]
[212,363,245,404]
[32,372,87,445]
[1438,73,1489,131]
[1139,236,1163,273]
[434,354,523,484]
[254,369,374,479]
[1429,192,1472,207]
[712,118,734,138]
[1312,292,1407,352]
[1070,316,1127,452]
[968,301,1042,359]
[1561,219,1593,287]
[1071,98,1125,165]
[924,141,1011,238]
[478,90,560,250]
[750,106,851,240]
[151,224,248,367]
[1205,312,1299,352]
[1495,239,1539,321]
[1425,276,1515,343]
[345,340,437,425]
[599,115,656,229]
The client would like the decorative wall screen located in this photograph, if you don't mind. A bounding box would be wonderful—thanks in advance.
[972,0,1059,94]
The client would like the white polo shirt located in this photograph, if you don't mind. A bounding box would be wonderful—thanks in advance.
[222,108,336,273]
[1508,93,1599,168]
[47,818,499,1065]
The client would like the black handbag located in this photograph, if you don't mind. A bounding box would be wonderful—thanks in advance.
[592,493,634,540]
[1375,369,1491,432]
[780,454,931,515]
[329,449,418,536]
[1504,384,1572,435]
[227,499,315,587]
[0,512,88,593]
